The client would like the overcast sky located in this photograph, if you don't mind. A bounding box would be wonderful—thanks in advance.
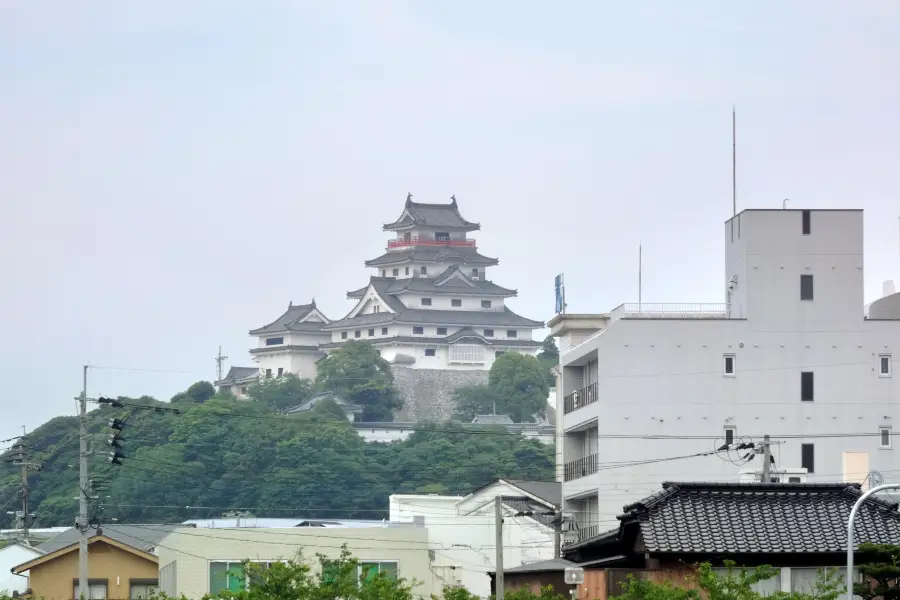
[1,1,899,441]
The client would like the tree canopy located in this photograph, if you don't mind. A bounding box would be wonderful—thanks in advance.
[316,341,403,421]
[453,352,550,423]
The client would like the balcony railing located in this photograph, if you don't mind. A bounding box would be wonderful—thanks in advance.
[611,303,742,320]
[563,382,598,414]
[578,524,600,541]
[387,237,476,249]
[564,453,598,481]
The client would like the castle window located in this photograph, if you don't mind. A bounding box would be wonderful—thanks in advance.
[354,330,361,338]
[437,327,448,335]
[481,300,492,308]
[265,337,284,346]
[422,298,432,306]
[368,329,375,337]
[392,268,399,277]
[421,266,427,275]
[382,327,388,335]
[277,367,284,376]
[484,329,494,337]
[471,269,479,277]
[425,348,436,357]
[506,330,517,338]
[449,344,485,364]
[405,267,410,275]
[341,332,348,340]
[413,327,424,335]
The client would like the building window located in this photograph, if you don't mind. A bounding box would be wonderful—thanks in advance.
[382,327,388,335]
[373,305,380,313]
[359,561,399,583]
[437,327,448,335]
[880,427,892,449]
[405,267,410,275]
[413,327,424,335]
[354,330,361,338]
[368,328,375,337]
[449,344,486,364]
[724,427,735,446]
[73,580,108,600]
[801,371,814,401]
[240,386,248,395]
[129,579,159,599]
[496,350,506,357]
[425,348,436,357]
[381,270,386,277]
[435,231,450,242]
[265,337,284,346]
[265,369,272,377]
[392,268,399,277]
[506,329,517,338]
[422,298,432,306]
[801,443,815,473]
[723,354,735,376]
[880,354,892,377]
[484,329,494,337]
[421,266,427,275]
[341,331,348,340]
[209,562,247,593]
[277,367,284,376]
[481,300,492,308]
[471,269,479,278]
[802,210,811,235]
[800,274,814,300]
[451,299,462,307]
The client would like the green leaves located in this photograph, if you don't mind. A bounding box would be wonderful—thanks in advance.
[316,341,403,422]
[453,352,550,423]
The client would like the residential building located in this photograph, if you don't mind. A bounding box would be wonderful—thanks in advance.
[11,525,182,600]
[551,209,900,540]
[562,481,900,599]
[0,541,43,594]
[389,479,561,598]
[488,558,576,597]
[156,525,438,598]
[216,195,544,422]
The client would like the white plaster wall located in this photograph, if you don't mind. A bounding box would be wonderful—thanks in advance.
[0,545,40,595]
[396,293,506,312]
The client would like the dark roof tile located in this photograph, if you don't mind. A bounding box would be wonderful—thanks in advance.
[383,198,480,231]
[249,302,330,335]
[365,246,498,267]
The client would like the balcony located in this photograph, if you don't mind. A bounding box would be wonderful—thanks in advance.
[610,303,742,320]
[563,382,598,414]
[564,453,598,482]
[577,524,600,541]
[387,237,476,249]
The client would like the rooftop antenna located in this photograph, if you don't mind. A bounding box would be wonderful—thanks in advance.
[215,346,228,382]
[732,106,737,217]
[638,242,643,310]
[782,198,790,210]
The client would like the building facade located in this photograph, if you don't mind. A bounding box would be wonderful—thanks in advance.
[551,209,900,543]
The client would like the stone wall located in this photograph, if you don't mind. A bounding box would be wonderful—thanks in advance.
[392,366,489,422]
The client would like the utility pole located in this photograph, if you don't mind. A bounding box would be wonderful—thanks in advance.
[553,508,562,558]
[495,496,504,600]
[11,428,36,545]
[215,346,228,381]
[78,365,89,597]
[761,435,772,483]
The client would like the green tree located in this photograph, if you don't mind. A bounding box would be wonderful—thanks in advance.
[316,341,402,422]
[536,336,559,389]
[248,373,316,411]
[454,352,550,423]
[452,384,504,422]
[854,543,900,600]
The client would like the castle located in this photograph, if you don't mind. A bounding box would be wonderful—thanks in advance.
[216,195,544,422]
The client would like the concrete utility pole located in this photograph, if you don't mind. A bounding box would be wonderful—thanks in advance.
[78,365,89,597]
[553,508,562,558]
[495,496,504,600]
[761,435,772,483]
[215,346,228,382]
[11,428,35,545]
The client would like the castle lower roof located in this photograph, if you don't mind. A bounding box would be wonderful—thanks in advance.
[322,306,544,331]
[250,301,329,335]
[365,246,498,268]
[383,197,480,231]
[320,334,542,349]
[348,267,516,299]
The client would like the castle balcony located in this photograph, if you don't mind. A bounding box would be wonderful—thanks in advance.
[387,237,477,249]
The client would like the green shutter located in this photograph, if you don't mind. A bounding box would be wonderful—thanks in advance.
[227,564,246,592]
[210,563,228,595]
[322,560,339,584]
[380,562,398,581]
[360,562,379,582]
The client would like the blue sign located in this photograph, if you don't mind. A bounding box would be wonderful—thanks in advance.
[555,274,565,314]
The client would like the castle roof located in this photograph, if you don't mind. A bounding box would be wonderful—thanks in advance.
[322,305,543,331]
[365,245,499,268]
[249,301,330,335]
[215,366,260,386]
[348,266,516,299]
[383,196,480,232]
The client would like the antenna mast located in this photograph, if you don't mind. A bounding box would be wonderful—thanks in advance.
[215,346,228,381]
[732,106,737,216]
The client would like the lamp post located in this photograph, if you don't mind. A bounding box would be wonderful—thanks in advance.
[846,483,900,600]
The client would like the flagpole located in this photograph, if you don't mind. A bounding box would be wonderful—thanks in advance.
[732,106,737,216]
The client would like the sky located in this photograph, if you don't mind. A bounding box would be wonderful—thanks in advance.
[1,1,899,441]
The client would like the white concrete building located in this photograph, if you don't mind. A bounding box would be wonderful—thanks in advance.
[0,542,43,594]
[389,479,560,598]
[550,209,900,544]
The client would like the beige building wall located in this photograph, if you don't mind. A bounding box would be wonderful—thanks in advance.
[156,527,439,599]
[24,540,158,600]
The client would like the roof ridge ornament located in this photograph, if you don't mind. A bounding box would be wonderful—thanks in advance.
[450,194,457,206]
[406,192,413,206]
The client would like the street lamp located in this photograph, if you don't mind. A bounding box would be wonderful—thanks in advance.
[846,483,900,600]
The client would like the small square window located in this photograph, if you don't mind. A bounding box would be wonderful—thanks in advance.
[437,327,448,335]
[802,210,811,235]
[265,369,272,377]
[373,305,380,313]
[413,326,424,335]
[801,371,814,401]
[801,443,815,473]
[368,328,375,337]
[451,299,462,307]
[405,267,410,275]
[495,350,506,357]
[425,348,436,357]
[471,269,479,277]
[392,268,399,277]
[354,330,361,338]
[723,354,735,376]
[481,300,492,308]
[382,327,388,335]
[484,329,494,337]
[880,427,892,449]
[724,427,735,446]
[420,266,427,275]
[381,270,386,277]
[277,367,284,376]
[507,329,517,338]
[422,298,432,306]
[800,274,814,301]
[341,331,348,340]
[879,355,892,377]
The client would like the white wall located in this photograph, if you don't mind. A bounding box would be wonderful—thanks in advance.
[0,545,41,595]
[395,293,507,312]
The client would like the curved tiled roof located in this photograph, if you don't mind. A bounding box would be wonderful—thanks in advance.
[322,306,544,331]
[365,246,499,267]
[383,197,480,231]
[249,302,330,335]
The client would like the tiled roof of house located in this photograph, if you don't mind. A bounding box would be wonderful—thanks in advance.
[322,306,543,331]
[37,524,185,554]
[365,246,499,267]
[383,197,480,231]
[508,481,562,507]
[249,302,329,335]
[623,482,900,554]
[285,391,362,414]
[496,558,576,574]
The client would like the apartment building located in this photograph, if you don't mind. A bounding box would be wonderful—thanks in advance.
[550,209,900,543]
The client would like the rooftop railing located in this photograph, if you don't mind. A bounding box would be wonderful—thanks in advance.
[564,453,599,482]
[563,382,598,414]
[611,303,742,320]
[387,237,476,249]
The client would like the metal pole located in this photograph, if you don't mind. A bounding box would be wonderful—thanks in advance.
[495,496,504,600]
[847,483,900,600]
[732,106,736,216]
[762,435,771,483]
[20,427,29,545]
[79,365,89,597]
[554,508,562,558]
